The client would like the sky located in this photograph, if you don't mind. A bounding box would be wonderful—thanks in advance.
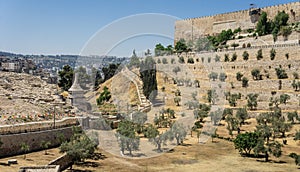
[0,0,297,57]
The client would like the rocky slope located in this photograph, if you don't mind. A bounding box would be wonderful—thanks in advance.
[0,72,72,124]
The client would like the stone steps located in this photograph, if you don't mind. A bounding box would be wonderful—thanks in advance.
[121,67,152,112]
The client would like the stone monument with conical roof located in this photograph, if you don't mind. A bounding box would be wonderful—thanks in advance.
[69,73,91,112]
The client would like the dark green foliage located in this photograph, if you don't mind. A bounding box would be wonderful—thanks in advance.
[131,112,147,133]
[228,93,241,107]
[91,67,103,89]
[207,29,233,49]
[285,53,289,59]
[274,10,289,30]
[256,10,289,41]
[225,114,239,137]
[234,27,242,34]
[210,109,222,126]
[224,53,230,62]
[242,77,249,88]
[116,120,140,155]
[272,117,292,137]
[20,142,30,159]
[208,72,218,81]
[233,132,259,155]
[291,80,300,91]
[287,111,298,124]
[222,108,233,120]
[275,67,288,79]
[289,153,300,166]
[231,43,239,50]
[140,57,158,100]
[231,52,237,62]
[194,103,211,122]
[270,48,276,60]
[247,93,259,110]
[236,72,243,81]
[251,69,261,80]
[279,94,290,104]
[178,56,185,63]
[60,127,97,163]
[207,89,218,105]
[145,124,170,152]
[175,39,188,53]
[102,63,120,82]
[254,122,283,162]
[187,57,194,64]
[170,122,187,145]
[194,121,203,129]
[219,72,227,82]
[242,51,249,61]
[58,65,74,91]
[40,140,51,155]
[236,108,248,126]
[294,130,300,141]
[256,49,263,60]
[256,12,270,36]
[96,86,111,105]
[155,43,165,56]
[281,26,292,40]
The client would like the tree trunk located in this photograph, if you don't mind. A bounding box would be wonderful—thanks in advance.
[157,143,161,152]
[265,152,269,162]
[176,137,180,145]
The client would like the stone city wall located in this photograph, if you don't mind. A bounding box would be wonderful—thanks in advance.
[175,1,300,42]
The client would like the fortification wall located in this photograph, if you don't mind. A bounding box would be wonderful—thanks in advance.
[155,43,300,113]
[175,1,300,42]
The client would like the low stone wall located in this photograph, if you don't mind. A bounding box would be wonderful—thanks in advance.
[0,117,78,135]
[19,165,60,172]
[0,126,76,157]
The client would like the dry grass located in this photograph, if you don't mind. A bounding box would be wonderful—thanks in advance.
[0,133,298,172]
[0,148,63,172]
[68,136,299,172]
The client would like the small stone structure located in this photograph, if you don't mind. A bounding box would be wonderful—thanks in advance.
[68,73,91,112]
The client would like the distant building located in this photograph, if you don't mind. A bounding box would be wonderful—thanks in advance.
[1,61,21,72]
